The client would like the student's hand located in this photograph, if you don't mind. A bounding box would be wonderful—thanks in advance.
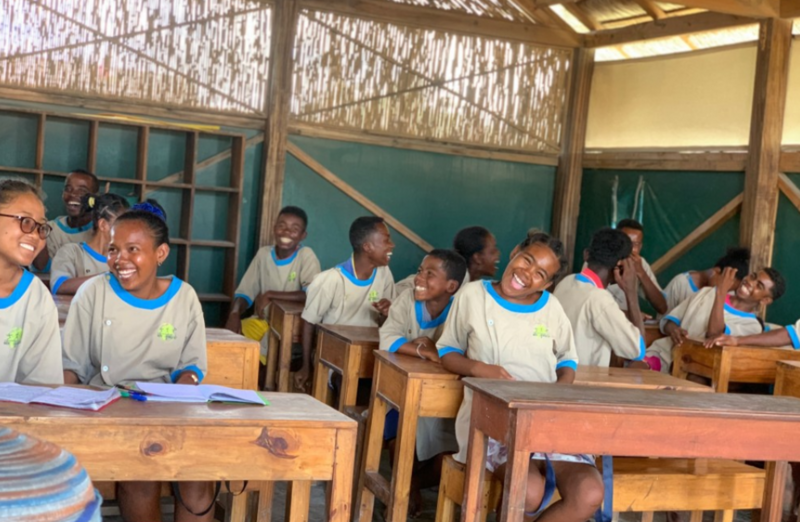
[175,371,200,385]
[225,312,242,334]
[669,327,689,346]
[470,362,515,380]
[614,258,639,295]
[411,337,439,362]
[630,252,646,277]
[716,266,738,297]
[294,365,311,392]
[704,334,738,348]
[372,298,392,317]
[642,313,654,321]
[254,292,271,320]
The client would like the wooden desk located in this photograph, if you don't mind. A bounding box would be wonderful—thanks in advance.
[673,339,800,392]
[54,294,72,326]
[357,355,710,522]
[644,323,664,347]
[5,393,356,522]
[461,379,800,522]
[205,328,260,390]
[312,324,379,411]
[265,300,305,392]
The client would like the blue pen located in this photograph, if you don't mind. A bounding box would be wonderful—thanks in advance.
[128,391,148,402]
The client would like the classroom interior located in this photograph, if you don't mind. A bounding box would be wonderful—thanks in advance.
[5,0,800,521]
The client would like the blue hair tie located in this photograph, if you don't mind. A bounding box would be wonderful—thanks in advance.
[131,202,166,222]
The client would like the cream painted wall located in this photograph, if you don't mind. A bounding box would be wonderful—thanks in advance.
[783,40,800,145]
[586,45,757,149]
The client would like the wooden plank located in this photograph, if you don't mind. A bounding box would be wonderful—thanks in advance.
[563,3,603,31]
[740,18,793,272]
[551,47,594,268]
[286,141,434,252]
[585,12,756,48]
[778,173,800,211]
[583,151,749,171]
[259,0,300,248]
[651,193,743,274]
[782,0,800,17]
[672,0,780,17]
[633,0,667,20]
[781,151,800,173]
[301,0,582,48]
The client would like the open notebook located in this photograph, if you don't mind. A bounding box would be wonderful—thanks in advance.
[0,383,120,411]
[135,382,268,405]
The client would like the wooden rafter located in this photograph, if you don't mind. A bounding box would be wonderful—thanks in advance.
[783,0,800,17]
[674,0,780,18]
[600,7,705,30]
[301,0,582,48]
[781,151,800,173]
[585,12,756,48]
[583,151,748,171]
[563,3,603,31]
[633,0,666,20]
[778,173,800,211]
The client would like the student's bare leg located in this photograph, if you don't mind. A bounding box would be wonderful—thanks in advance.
[538,461,603,522]
[174,481,216,522]
[494,460,547,520]
[117,481,161,522]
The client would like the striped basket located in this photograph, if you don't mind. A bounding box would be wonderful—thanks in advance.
[0,426,102,521]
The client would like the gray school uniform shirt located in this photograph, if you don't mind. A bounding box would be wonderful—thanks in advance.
[0,270,63,384]
[302,258,395,327]
[554,270,645,367]
[62,274,208,387]
[436,280,578,463]
[606,257,663,311]
[663,272,700,313]
[379,289,458,461]
[46,217,94,258]
[50,242,108,295]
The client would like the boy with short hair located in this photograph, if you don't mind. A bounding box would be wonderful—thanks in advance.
[554,228,646,367]
[33,169,100,270]
[225,206,321,365]
[662,247,750,312]
[645,267,785,372]
[295,216,396,390]
[607,218,667,315]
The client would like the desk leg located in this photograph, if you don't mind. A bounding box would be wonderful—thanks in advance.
[312,334,330,405]
[339,343,361,411]
[285,481,312,522]
[712,351,732,393]
[499,417,529,522]
[265,331,279,391]
[462,427,488,522]
[278,317,295,393]
[387,378,423,522]
[330,427,357,522]
[254,482,274,522]
[357,370,389,521]
[763,460,789,522]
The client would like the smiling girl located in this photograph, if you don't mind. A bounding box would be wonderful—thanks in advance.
[61,201,213,521]
[50,192,129,295]
[0,179,62,385]
[438,232,603,521]
[453,226,501,283]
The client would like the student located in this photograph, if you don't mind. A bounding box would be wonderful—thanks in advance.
[33,169,100,271]
[50,192,129,296]
[644,267,785,373]
[0,179,62,385]
[554,228,646,367]
[225,206,321,364]
[453,226,500,283]
[607,219,667,315]
[61,202,213,522]
[662,247,750,313]
[295,216,396,390]
[438,233,602,520]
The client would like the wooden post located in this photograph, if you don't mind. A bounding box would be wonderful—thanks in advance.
[551,47,595,267]
[740,18,792,271]
[258,0,300,247]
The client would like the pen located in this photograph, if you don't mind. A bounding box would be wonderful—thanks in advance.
[120,390,148,402]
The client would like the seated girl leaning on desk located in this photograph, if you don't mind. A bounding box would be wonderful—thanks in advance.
[61,202,213,522]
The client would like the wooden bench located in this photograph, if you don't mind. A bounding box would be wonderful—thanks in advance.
[264,300,304,392]
[673,339,800,392]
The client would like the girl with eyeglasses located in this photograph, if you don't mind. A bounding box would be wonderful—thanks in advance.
[50,192,130,295]
[0,178,63,384]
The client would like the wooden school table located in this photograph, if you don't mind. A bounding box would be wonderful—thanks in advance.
[3,393,356,522]
[673,338,800,392]
[644,323,665,347]
[312,324,380,411]
[769,360,800,517]
[460,379,800,522]
[264,300,304,392]
[356,354,710,522]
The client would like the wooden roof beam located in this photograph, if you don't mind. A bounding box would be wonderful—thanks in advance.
[301,0,582,48]
[782,0,800,17]
[563,3,604,31]
[585,12,756,48]
[633,0,667,20]
[675,0,779,18]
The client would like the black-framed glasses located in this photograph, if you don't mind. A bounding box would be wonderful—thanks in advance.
[0,213,52,239]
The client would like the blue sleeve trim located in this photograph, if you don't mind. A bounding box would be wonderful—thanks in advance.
[634,335,645,361]
[663,315,681,329]
[556,360,578,372]
[51,276,68,295]
[171,364,205,383]
[437,346,464,357]
[787,325,800,350]
[234,293,253,307]
[724,325,731,335]
[302,286,308,292]
[388,337,408,353]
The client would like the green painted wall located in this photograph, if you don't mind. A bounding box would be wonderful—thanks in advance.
[771,172,800,326]
[282,136,557,281]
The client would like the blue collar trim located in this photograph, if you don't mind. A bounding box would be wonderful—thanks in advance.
[415,297,453,329]
[336,257,376,287]
[686,273,699,293]
[575,274,596,287]
[271,246,300,267]
[108,274,182,310]
[0,270,34,309]
[723,301,757,319]
[56,217,93,234]
[81,242,107,263]
[483,280,550,313]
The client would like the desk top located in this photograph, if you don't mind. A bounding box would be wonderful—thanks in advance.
[779,360,800,371]
[206,327,257,344]
[317,324,380,344]
[0,392,354,428]
[576,366,710,392]
[463,378,800,420]
[376,351,461,379]
[272,299,305,315]
[680,338,796,353]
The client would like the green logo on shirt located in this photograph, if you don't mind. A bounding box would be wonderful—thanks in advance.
[4,328,22,349]
[533,325,550,339]
[368,290,379,303]
[288,271,297,282]
[157,323,177,341]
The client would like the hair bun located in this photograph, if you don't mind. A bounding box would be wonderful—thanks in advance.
[131,201,166,222]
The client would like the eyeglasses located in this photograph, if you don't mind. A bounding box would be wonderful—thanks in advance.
[0,213,52,239]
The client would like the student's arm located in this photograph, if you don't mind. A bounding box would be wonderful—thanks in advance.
[617,258,646,339]
[62,371,80,385]
[555,366,575,384]
[61,299,97,385]
[53,276,95,295]
[379,294,438,360]
[552,306,579,381]
[225,297,251,333]
[706,328,793,348]
[226,251,264,332]
[296,274,335,390]
[440,352,514,380]
[633,255,667,314]
[18,303,63,385]
[706,267,738,339]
